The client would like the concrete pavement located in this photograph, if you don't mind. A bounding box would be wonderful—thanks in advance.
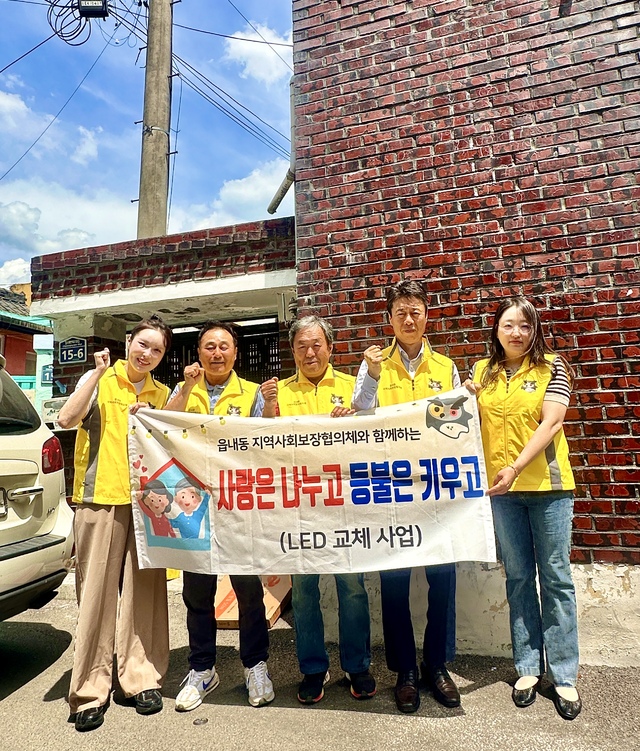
[0,573,638,751]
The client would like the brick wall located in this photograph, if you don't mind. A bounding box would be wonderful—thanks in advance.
[31,218,295,301]
[292,0,640,562]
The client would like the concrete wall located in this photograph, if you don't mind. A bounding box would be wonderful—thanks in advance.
[318,562,640,667]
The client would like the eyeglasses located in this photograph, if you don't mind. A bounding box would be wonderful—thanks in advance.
[499,323,532,335]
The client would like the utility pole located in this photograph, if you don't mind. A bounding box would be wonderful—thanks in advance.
[136,0,173,239]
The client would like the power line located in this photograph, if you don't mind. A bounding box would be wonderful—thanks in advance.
[224,0,293,73]
[174,63,289,159]
[173,53,290,146]
[167,73,183,226]
[112,6,290,159]
[3,0,51,6]
[0,31,57,75]
[174,22,292,47]
[0,29,116,183]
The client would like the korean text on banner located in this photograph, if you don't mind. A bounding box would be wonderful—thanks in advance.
[129,388,496,575]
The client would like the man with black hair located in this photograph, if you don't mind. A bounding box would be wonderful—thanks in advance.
[166,321,273,710]
[353,281,461,713]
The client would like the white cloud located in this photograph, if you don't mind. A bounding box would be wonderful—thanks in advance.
[0,90,52,137]
[0,257,30,286]
[71,125,102,165]
[223,25,292,86]
[0,74,25,91]
[169,158,294,232]
[0,179,138,282]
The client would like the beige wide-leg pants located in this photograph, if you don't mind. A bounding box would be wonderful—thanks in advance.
[68,503,169,714]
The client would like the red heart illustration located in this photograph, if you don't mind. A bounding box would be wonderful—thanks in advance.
[133,460,141,470]
[139,455,144,459]
[142,466,148,473]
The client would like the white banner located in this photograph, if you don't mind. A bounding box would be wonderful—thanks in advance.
[129,387,496,574]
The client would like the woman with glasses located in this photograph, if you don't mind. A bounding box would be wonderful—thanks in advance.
[466,296,581,721]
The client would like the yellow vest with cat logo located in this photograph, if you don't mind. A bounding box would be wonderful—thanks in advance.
[277,365,355,416]
[376,338,457,406]
[474,355,575,492]
[179,371,259,417]
[73,359,169,505]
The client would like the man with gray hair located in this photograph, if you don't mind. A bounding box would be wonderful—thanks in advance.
[260,315,375,704]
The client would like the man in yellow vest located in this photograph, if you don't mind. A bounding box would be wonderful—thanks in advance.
[165,321,273,710]
[352,280,461,713]
[260,315,376,705]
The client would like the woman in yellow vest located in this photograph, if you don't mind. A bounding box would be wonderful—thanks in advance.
[468,297,581,721]
[58,316,172,732]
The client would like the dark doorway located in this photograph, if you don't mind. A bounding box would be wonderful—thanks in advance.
[154,319,281,391]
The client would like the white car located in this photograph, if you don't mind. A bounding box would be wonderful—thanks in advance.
[0,354,74,621]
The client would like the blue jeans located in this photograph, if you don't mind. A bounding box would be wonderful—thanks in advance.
[492,491,579,687]
[292,573,371,675]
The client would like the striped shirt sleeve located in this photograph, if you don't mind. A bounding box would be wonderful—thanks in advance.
[544,358,571,407]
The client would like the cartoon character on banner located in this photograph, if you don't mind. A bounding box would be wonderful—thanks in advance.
[425,394,472,439]
[168,476,209,539]
[139,479,175,538]
[135,457,212,550]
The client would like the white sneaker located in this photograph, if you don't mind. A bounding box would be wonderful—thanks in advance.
[244,661,275,707]
[175,667,220,712]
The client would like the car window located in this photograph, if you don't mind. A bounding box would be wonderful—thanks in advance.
[0,369,40,434]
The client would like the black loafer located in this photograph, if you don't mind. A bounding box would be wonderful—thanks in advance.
[512,683,538,708]
[553,688,582,720]
[74,705,106,732]
[134,689,163,715]
[422,663,461,708]
[394,669,420,713]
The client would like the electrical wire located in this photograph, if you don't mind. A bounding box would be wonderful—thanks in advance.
[99,0,145,47]
[167,72,183,226]
[46,0,92,46]
[0,29,117,183]
[0,31,57,75]
[174,53,290,148]
[224,0,293,73]
[112,6,290,159]
[174,22,292,47]
[3,0,51,6]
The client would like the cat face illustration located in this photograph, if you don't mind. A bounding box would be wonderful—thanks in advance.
[521,380,537,393]
[330,394,344,406]
[429,379,443,392]
[227,404,242,416]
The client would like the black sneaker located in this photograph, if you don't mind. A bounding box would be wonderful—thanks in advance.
[346,670,377,700]
[297,671,330,704]
[134,689,163,715]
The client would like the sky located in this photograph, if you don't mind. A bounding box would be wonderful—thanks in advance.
[0,0,294,286]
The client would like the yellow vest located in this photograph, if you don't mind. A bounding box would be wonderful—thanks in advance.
[278,365,355,416]
[474,355,575,492]
[73,359,169,505]
[376,338,457,406]
[179,371,259,417]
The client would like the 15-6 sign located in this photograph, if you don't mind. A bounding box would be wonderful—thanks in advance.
[59,337,87,364]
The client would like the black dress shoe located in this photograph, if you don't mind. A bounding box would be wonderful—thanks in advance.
[512,683,538,708]
[422,663,461,708]
[553,688,582,720]
[394,669,420,713]
[74,705,106,732]
[134,689,163,715]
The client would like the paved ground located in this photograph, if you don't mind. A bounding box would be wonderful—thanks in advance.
[0,575,638,751]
